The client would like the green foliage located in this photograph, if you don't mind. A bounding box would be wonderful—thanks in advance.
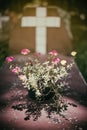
[0,41,9,67]
[75,41,87,82]
[71,17,87,82]
[7,50,72,113]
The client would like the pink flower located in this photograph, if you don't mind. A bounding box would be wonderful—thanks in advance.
[49,50,58,56]
[21,49,30,55]
[6,56,14,62]
[18,75,27,81]
[12,67,20,74]
[52,58,60,65]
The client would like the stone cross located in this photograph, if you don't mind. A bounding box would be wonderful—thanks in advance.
[21,7,61,54]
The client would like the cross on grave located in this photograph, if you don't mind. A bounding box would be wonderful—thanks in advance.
[21,7,61,54]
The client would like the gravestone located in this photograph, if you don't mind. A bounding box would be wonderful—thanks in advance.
[0,16,9,29]
[0,54,87,130]
[0,12,20,41]
[9,6,72,55]
[0,16,9,40]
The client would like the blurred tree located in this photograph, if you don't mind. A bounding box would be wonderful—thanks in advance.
[0,0,87,13]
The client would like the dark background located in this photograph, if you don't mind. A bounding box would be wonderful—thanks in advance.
[0,0,87,13]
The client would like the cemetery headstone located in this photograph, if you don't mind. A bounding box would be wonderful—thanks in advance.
[9,6,72,55]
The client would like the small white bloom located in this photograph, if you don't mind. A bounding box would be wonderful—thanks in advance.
[60,60,67,66]
[36,90,41,96]
[71,51,77,56]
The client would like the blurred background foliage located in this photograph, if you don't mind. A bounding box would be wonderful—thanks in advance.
[0,0,87,82]
[0,0,87,14]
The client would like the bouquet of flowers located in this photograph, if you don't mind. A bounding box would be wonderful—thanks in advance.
[6,49,73,113]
